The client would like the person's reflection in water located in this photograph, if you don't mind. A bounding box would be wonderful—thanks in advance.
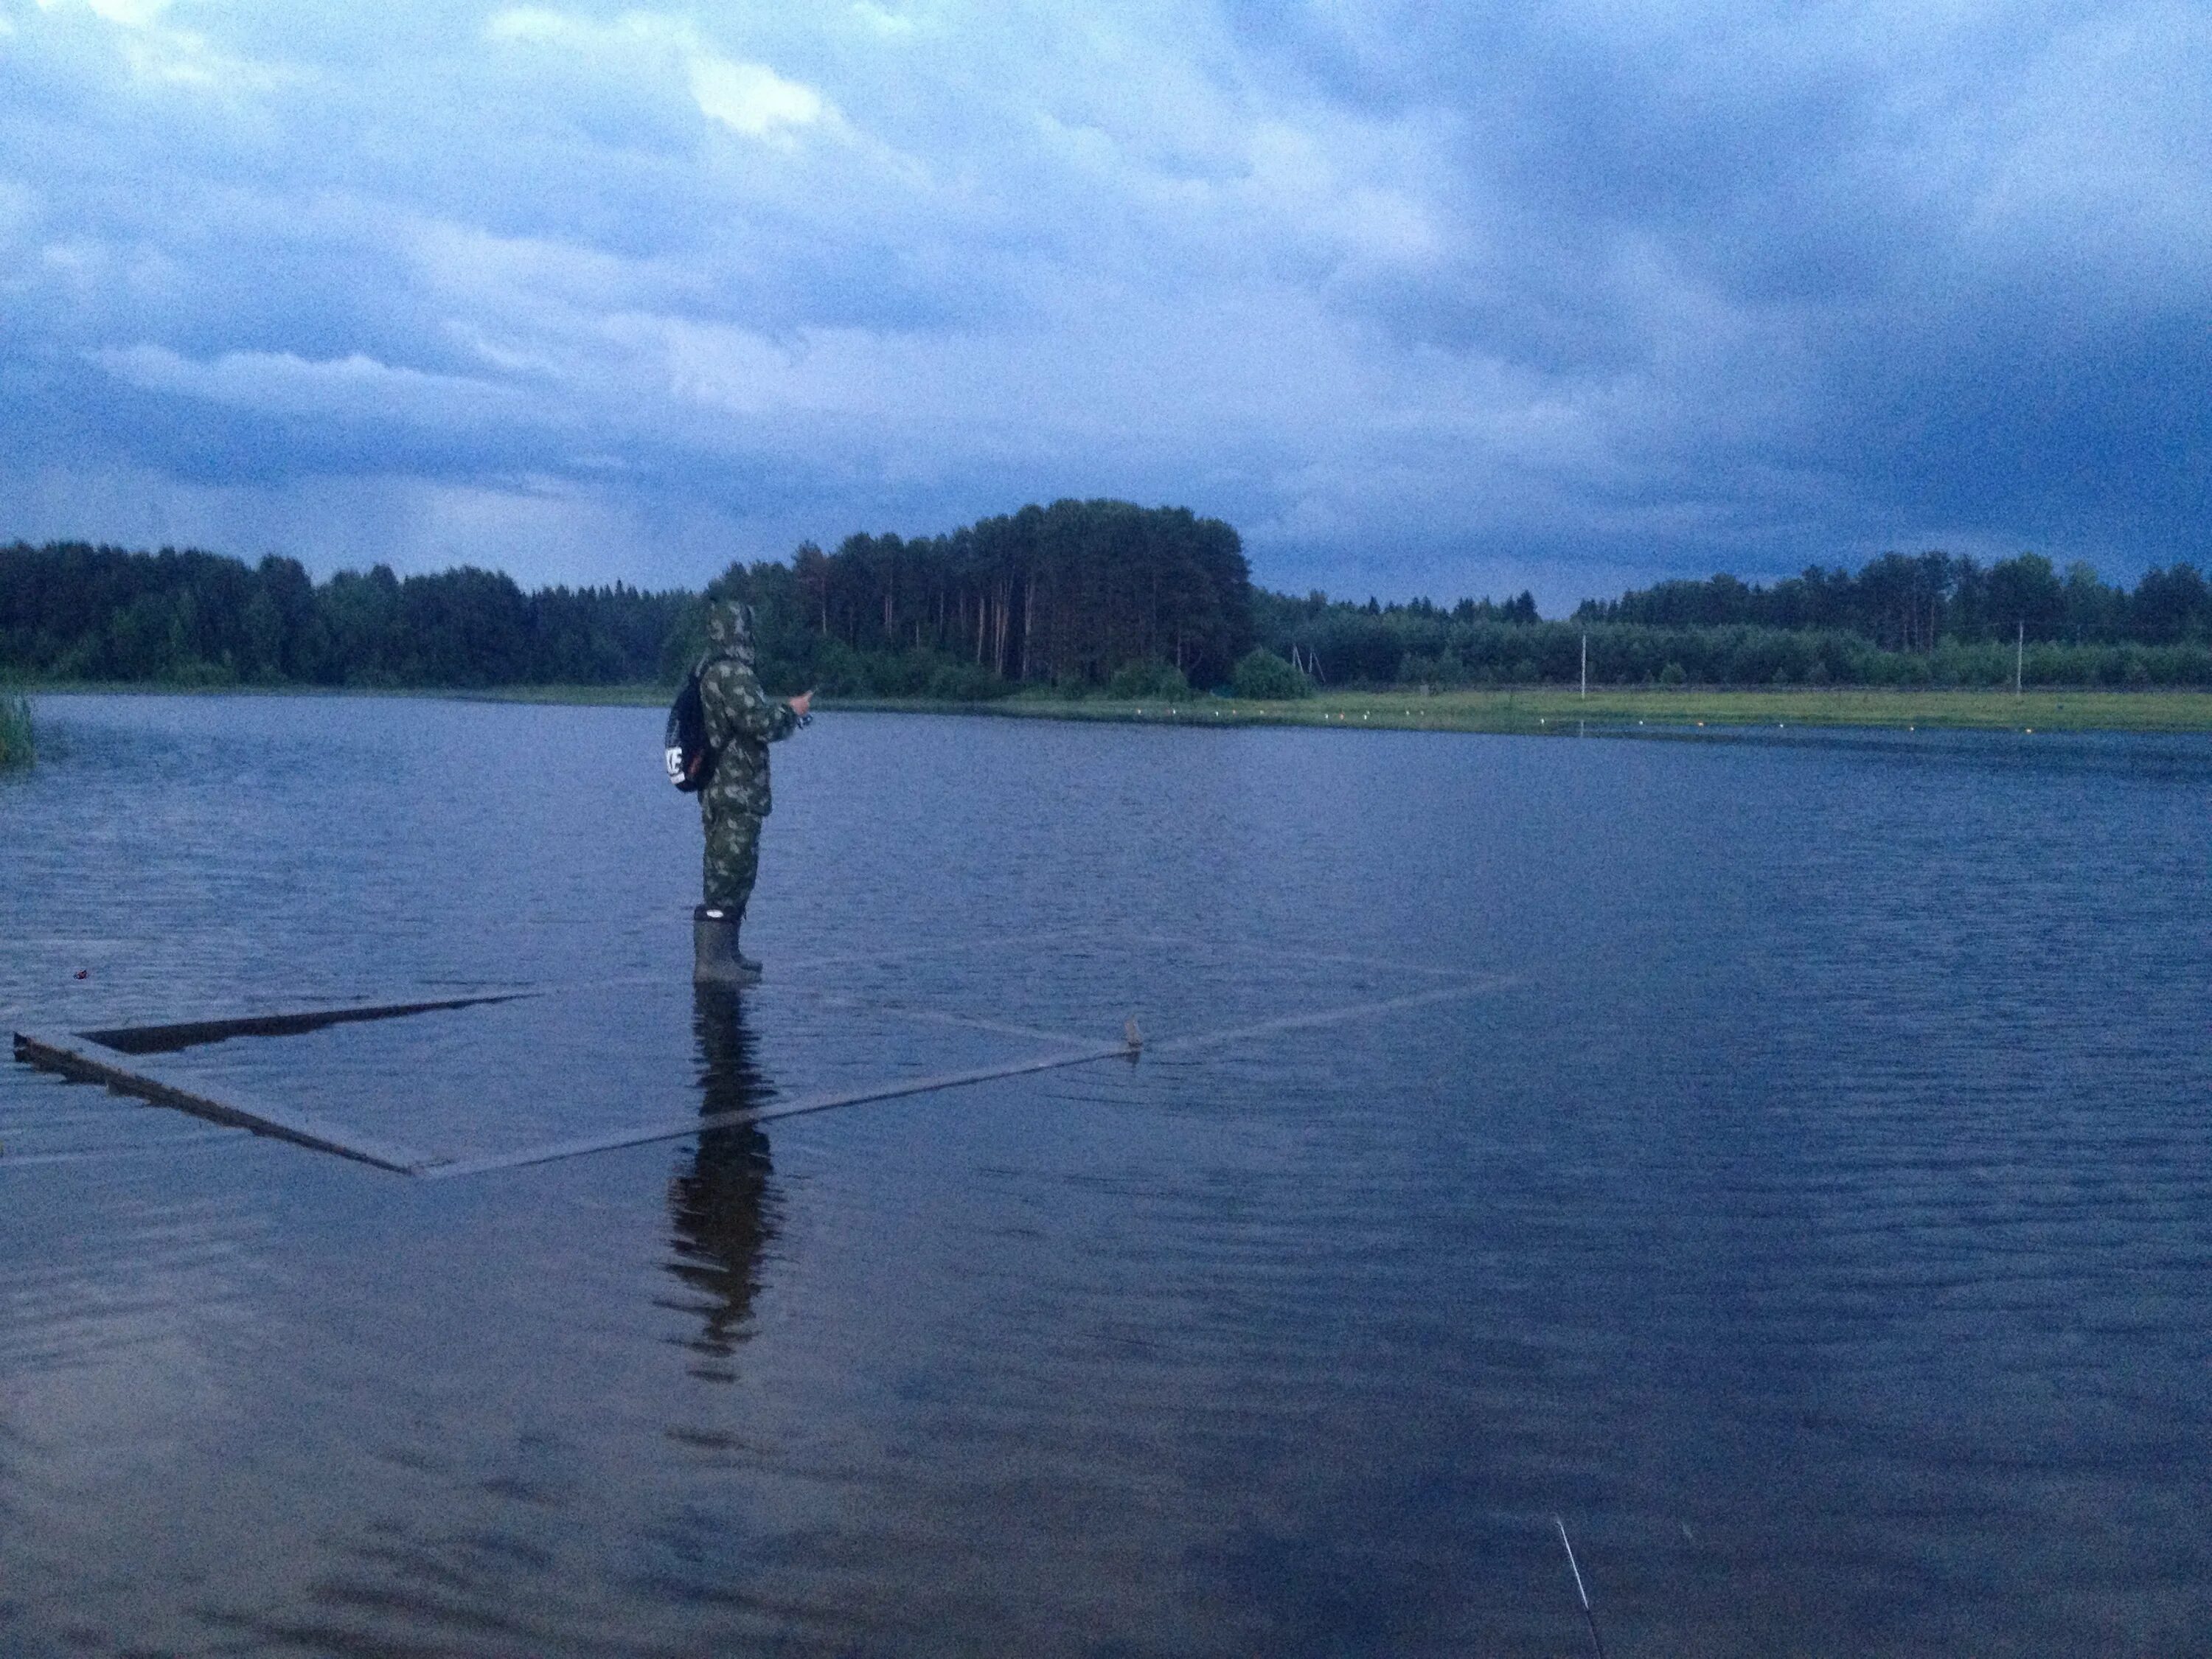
[664,982,781,1379]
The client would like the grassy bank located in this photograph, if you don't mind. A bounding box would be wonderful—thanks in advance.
[20,680,2212,733]
[833,685,2212,734]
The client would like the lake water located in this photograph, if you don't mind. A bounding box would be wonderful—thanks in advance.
[3,695,2208,1656]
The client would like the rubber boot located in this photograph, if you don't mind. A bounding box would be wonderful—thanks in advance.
[694,905,762,985]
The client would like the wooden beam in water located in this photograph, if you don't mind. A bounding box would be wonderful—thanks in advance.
[1146,976,1517,1057]
[419,1040,1141,1179]
[424,976,1516,1180]
[11,1029,431,1175]
[77,993,528,1056]
[11,975,1514,1180]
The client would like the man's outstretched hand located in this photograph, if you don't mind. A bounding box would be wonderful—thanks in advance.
[790,690,814,719]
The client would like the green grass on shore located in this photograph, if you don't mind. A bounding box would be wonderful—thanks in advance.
[834,685,2212,734]
[20,680,2212,733]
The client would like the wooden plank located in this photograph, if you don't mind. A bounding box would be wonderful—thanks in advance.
[77,992,529,1056]
[419,979,1512,1178]
[419,1040,1139,1179]
[10,975,1514,1182]
[1146,975,1516,1056]
[11,1029,431,1175]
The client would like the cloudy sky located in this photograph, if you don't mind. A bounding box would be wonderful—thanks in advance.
[1,0,2205,609]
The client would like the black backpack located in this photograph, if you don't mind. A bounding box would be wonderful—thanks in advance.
[664,664,715,792]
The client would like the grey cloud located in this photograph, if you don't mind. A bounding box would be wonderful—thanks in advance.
[0,0,2205,605]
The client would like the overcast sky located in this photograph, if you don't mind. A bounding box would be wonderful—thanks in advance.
[2,0,2205,610]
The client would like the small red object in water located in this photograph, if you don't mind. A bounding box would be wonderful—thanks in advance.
[74,969,88,980]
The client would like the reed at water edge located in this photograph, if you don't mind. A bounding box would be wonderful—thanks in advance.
[0,687,33,769]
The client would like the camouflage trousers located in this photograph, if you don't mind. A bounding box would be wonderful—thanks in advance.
[700,804,762,912]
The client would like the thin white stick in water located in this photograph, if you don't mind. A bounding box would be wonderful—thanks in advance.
[1553,1515,1608,1659]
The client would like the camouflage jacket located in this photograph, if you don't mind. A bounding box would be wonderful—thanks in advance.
[698,602,799,818]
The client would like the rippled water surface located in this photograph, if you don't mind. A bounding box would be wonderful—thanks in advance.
[4,695,2208,1656]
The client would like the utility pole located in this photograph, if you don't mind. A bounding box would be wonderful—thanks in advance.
[2015,621,2024,698]
[1580,632,1587,700]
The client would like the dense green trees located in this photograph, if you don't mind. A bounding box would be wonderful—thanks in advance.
[1248,553,2212,689]
[0,543,691,688]
[1574,552,2212,648]
[783,499,1251,689]
[0,501,1251,695]
[647,501,1248,699]
[1253,603,2212,690]
[9,529,2211,696]
[1231,648,1312,699]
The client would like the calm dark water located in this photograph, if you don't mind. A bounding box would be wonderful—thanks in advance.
[3,695,2209,1656]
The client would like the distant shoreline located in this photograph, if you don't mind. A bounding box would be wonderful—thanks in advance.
[18,681,2212,734]
[826,687,2212,734]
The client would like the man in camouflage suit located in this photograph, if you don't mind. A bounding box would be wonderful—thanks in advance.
[695,599,811,984]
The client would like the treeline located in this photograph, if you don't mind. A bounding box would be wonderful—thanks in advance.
[1263,612,2212,691]
[0,500,1250,695]
[689,499,1251,699]
[0,543,688,688]
[1254,553,2212,689]
[12,529,2212,698]
[1576,552,2212,648]
[804,499,1250,689]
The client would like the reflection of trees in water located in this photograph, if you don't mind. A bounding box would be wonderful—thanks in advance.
[664,983,779,1373]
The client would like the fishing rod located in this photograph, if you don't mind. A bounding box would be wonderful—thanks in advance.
[1552,1514,1608,1659]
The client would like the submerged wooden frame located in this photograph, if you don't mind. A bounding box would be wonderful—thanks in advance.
[13,975,1509,1180]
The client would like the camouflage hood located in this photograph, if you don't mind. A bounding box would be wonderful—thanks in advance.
[703,599,756,669]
